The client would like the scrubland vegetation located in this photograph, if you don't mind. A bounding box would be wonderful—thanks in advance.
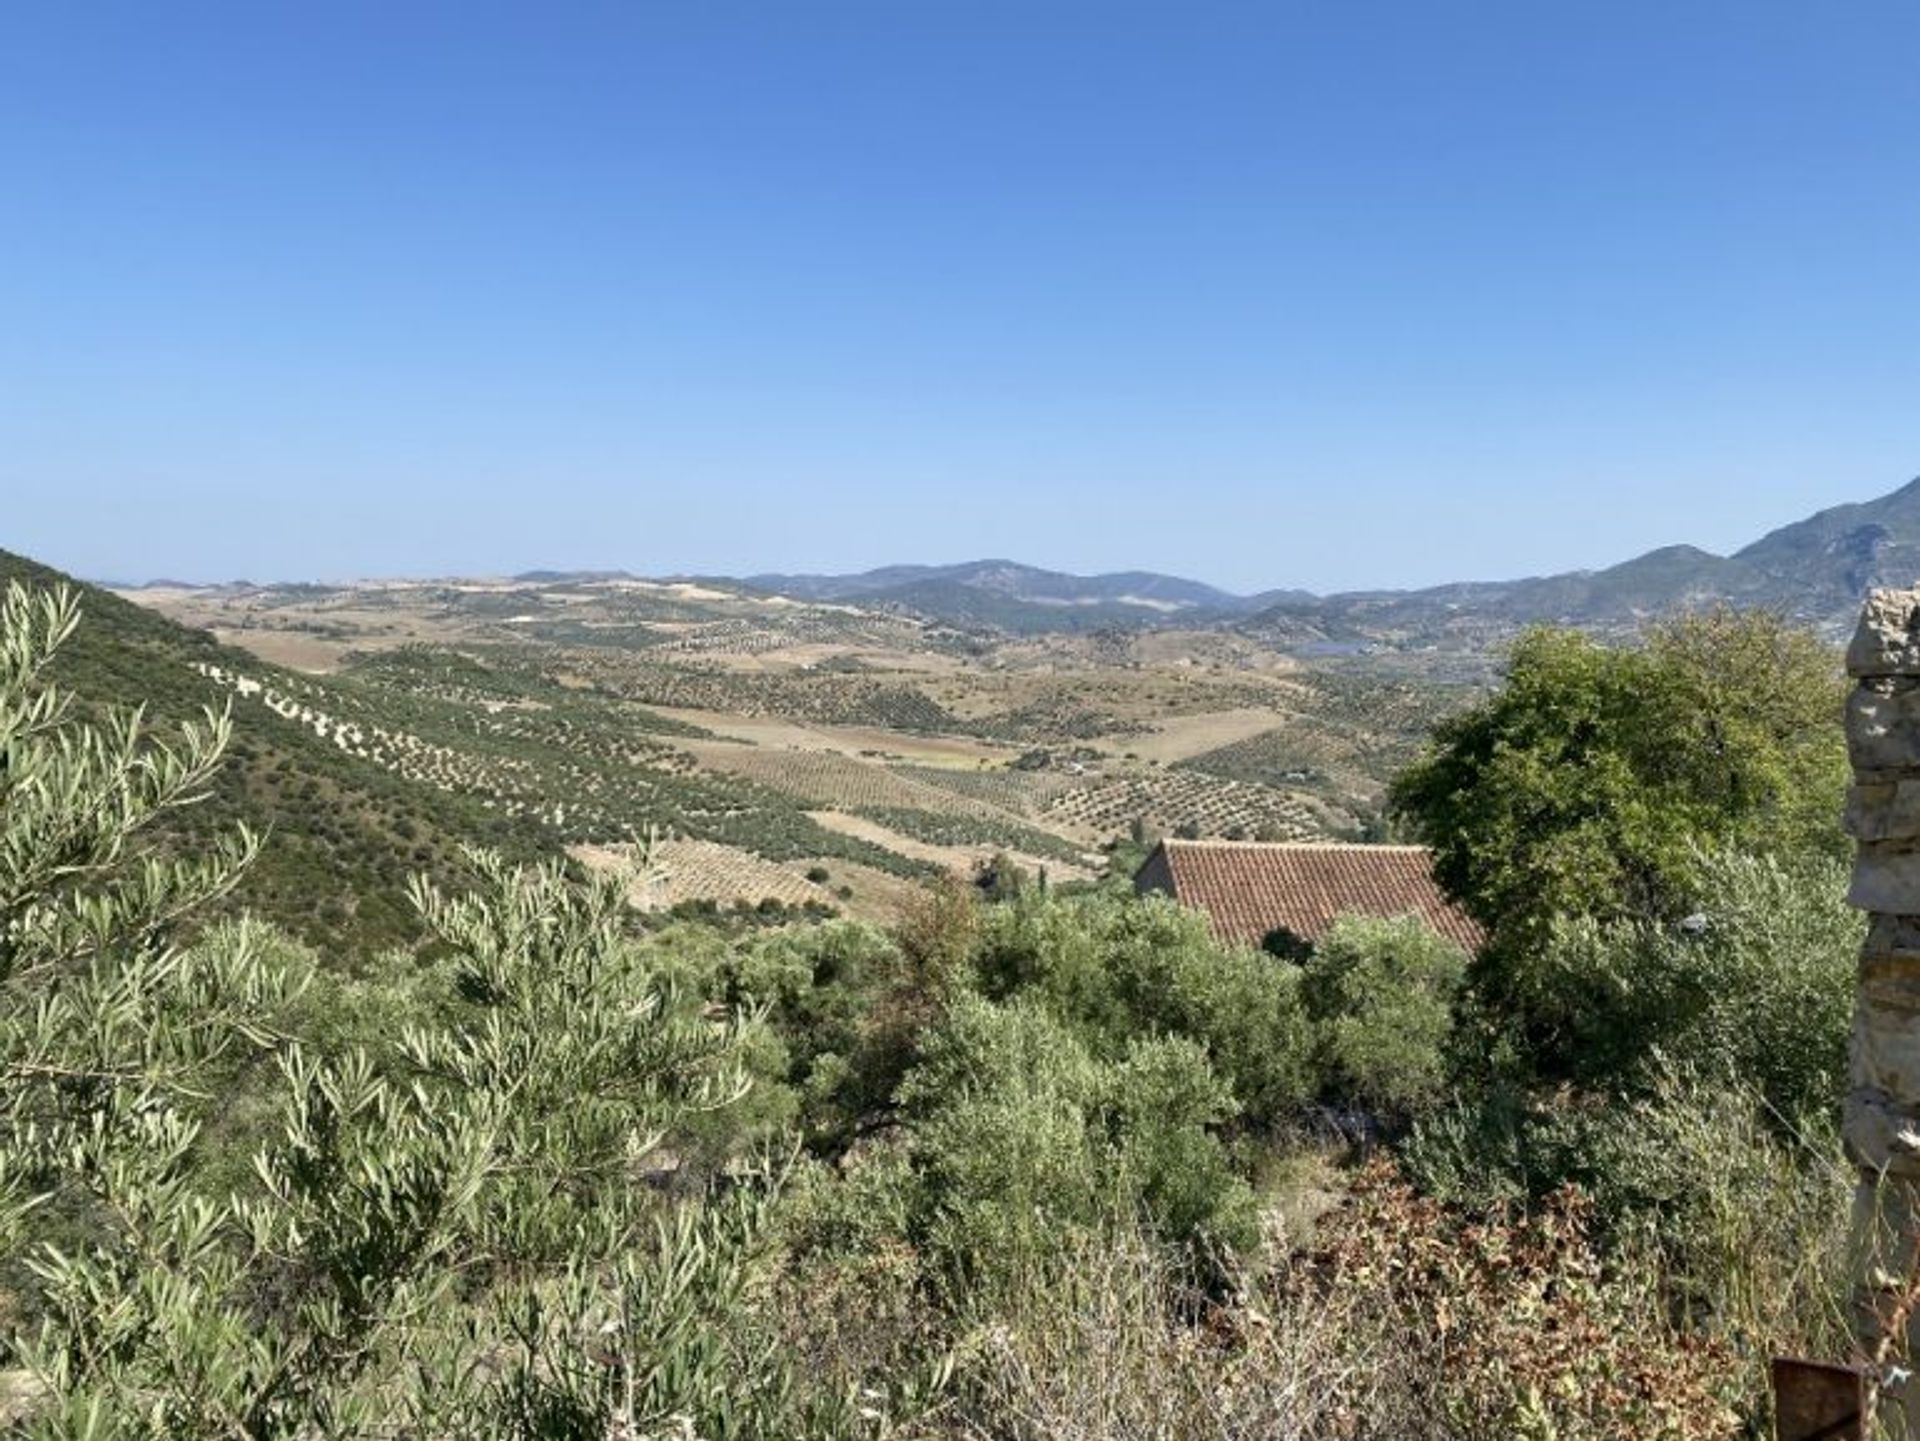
[0,578,1869,1437]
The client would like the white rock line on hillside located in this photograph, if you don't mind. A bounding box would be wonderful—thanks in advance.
[193,662,580,827]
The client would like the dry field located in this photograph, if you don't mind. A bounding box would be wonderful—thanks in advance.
[573,840,951,924]
[653,707,1016,767]
[806,811,1095,884]
[573,840,832,911]
[113,584,492,672]
[1112,705,1300,764]
[680,740,998,816]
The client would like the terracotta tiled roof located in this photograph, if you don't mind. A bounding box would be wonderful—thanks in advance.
[1135,840,1483,953]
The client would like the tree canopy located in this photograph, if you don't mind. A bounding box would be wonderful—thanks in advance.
[1389,609,1847,954]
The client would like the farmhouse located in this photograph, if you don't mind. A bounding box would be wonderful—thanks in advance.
[1134,839,1483,954]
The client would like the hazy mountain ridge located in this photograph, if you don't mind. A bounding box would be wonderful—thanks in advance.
[742,559,1274,631]
[746,477,1920,640]
[116,475,1920,642]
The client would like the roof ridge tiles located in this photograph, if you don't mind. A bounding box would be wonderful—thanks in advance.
[1139,837,1481,952]
[1159,838,1429,853]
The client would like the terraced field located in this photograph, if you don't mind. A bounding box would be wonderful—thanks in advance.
[191,656,930,882]
[565,658,972,733]
[847,806,1095,867]
[887,763,1081,818]
[1177,665,1481,812]
[807,811,1095,885]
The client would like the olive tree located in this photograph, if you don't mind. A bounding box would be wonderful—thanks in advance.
[0,585,835,1437]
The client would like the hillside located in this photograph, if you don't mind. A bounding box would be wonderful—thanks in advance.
[1732,474,1920,613]
[118,568,1457,898]
[84,472,1920,943]
[1243,476,1920,645]
[0,548,548,955]
[745,559,1268,632]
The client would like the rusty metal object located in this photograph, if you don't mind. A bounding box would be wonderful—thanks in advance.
[1773,1357,1866,1441]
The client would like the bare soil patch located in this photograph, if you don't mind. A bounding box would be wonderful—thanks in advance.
[1109,706,1292,764]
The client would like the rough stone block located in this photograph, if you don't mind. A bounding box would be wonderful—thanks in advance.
[1861,956,1920,1006]
[1848,780,1920,842]
[1850,845,1920,914]
[1855,1002,1920,1096]
[1850,587,1920,677]
[1845,1087,1920,1176]
[1849,680,1920,775]
[1868,915,1920,960]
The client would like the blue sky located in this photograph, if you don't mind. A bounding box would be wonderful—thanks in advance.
[4,2,1917,593]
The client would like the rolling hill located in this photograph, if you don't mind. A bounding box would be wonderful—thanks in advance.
[117,474,1920,647]
[744,559,1281,632]
[0,547,548,955]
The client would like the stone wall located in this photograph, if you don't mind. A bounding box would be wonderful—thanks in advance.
[1847,586,1920,1429]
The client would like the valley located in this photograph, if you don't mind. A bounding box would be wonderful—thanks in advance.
[7,471,1886,950]
[99,472,1920,937]
[115,569,1472,930]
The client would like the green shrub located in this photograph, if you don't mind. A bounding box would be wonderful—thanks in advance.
[716,919,900,1133]
[899,995,1111,1286]
[1302,913,1468,1120]
[1100,1034,1256,1251]
[973,890,1315,1128]
[1391,611,1847,959]
[897,994,1255,1291]
[1499,848,1857,1119]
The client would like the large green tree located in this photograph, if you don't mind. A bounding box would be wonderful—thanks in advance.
[1389,608,1847,956]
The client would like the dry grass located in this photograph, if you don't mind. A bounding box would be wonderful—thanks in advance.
[841,1164,1761,1440]
[946,1231,1422,1440]
[778,857,929,923]
[1113,708,1298,765]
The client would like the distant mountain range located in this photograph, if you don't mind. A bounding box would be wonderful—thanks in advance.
[739,560,1312,632]
[744,476,1920,642]
[128,474,1920,644]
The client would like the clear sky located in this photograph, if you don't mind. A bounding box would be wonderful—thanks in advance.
[4,2,1918,594]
